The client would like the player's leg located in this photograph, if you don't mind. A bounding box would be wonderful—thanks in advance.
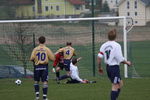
[59,60,70,80]
[66,79,80,84]
[116,80,123,98]
[56,67,61,79]
[42,69,49,100]
[34,70,40,100]
[111,83,120,100]
[107,65,121,100]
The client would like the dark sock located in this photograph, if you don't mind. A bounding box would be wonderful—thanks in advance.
[43,84,48,99]
[111,91,118,100]
[34,84,39,97]
[56,72,60,78]
[59,74,69,80]
[116,89,121,98]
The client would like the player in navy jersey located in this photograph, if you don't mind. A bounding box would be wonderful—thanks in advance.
[97,29,131,100]
[30,36,55,100]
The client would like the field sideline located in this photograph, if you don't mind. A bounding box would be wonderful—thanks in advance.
[0,78,150,100]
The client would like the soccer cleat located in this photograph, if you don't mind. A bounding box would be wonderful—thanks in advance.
[35,97,39,100]
[56,78,60,84]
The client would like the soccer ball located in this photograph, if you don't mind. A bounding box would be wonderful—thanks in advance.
[15,79,22,85]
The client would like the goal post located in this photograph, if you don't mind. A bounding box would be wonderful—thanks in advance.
[0,16,133,78]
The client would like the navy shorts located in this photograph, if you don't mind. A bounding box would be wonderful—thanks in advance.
[58,63,65,70]
[106,65,121,84]
[34,64,48,82]
[64,59,71,71]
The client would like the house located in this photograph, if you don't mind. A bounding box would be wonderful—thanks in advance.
[15,0,87,19]
[102,0,120,12]
[118,0,150,26]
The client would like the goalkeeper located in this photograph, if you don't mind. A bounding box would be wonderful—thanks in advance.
[52,48,64,82]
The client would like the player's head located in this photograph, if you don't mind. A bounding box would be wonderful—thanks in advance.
[66,42,72,46]
[108,29,117,41]
[38,36,46,44]
[72,58,77,65]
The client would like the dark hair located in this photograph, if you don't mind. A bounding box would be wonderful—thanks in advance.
[38,36,46,44]
[108,29,117,40]
[66,42,72,46]
[72,58,77,65]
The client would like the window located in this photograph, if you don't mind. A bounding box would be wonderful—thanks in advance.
[135,21,138,24]
[51,6,53,10]
[127,12,130,16]
[135,1,137,9]
[56,6,59,11]
[116,0,118,4]
[37,0,42,13]
[45,6,48,11]
[135,12,137,16]
[127,1,130,9]
[32,6,35,12]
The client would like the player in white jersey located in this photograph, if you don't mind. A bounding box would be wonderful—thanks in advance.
[68,57,86,83]
[97,29,131,100]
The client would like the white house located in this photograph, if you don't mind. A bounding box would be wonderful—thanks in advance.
[118,0,150,26]
[102,0,120,11]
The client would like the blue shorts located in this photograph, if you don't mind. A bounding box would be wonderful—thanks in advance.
[34,64,48,82]
[106,65,121,84]
[64,59,71,71]
[58,63,65,70]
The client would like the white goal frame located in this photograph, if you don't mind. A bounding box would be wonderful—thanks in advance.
[0,16,133,78]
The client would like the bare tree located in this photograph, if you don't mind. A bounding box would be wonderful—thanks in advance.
[4,23,35,76]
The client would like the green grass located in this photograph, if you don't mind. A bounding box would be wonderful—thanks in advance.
[0,78,150,100]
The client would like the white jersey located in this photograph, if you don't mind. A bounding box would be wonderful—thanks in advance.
[98,41,125,65]
[70,63,83,82]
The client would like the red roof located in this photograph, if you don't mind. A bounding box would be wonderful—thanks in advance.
[67,0,85,5]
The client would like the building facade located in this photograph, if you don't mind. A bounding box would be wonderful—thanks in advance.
[16,0,87,19]
[102,0,120,12]
[118,0,150,26]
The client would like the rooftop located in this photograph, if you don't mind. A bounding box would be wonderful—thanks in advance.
[67,0,85,5]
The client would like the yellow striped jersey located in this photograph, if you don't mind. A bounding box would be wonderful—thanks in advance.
[30,44,55,65]
[60,46,75,59]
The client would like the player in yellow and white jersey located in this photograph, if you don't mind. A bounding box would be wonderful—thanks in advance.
[57,42,76,81]
[30,36,55,100]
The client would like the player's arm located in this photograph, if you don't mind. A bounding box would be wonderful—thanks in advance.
[30,48,36,62]
[116,45,131,66]
[47,49,55,61]
[77,57,82,62]
[121,60,131,66]
[97,51,104,74]
[73,48,76,56]
[53,54,59,67]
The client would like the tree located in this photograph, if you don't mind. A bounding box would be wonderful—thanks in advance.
[0,0,16,19]
[101,1,110,12]
[3,23,35,76]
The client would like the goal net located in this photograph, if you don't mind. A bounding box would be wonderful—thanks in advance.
[0,17,136,78]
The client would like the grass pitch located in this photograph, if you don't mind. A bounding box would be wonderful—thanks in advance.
[0,78,150,100]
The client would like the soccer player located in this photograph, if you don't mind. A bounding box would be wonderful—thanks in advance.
[58,42,76,80]
[97,29,131,100]
[52,48,64,82]
[66,57,87,83]
[30,36,55,100]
